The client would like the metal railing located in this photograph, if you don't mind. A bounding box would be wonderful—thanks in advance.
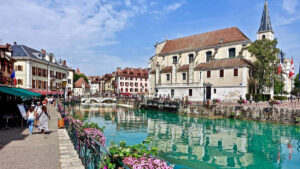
[60,101,129,169]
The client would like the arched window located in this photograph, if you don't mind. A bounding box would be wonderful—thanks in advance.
[188,54,194,63]
[206,51,212,62]
[172,56,177,64]
[229,48,236,58]
[262,35,266,39]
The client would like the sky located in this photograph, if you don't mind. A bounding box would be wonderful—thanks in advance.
[0,0,299,76]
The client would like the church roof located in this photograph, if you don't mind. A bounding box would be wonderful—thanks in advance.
[159,27,250,55]
[258,0,273,33]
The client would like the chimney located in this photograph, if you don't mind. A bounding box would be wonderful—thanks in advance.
[62,60,66,66]
[13,42,17,45]
[41,49,46,54]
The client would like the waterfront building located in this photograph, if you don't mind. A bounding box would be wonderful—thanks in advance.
[74,77,90,96]
[66,68,75,95]
[116,67,149,95]
[11,43,70,93]
[88,76,101,95]
[0,44,15,86]
[99,73,116,96]
[149,0,292,101]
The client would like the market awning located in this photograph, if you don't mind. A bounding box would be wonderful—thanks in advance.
[121,93,132,96]
[11,88,42,97]
[29,90,64,96]
[0,86,40,99]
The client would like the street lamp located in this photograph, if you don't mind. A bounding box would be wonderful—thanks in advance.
[62,79,67,115]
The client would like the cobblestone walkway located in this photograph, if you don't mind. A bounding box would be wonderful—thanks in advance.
[0,104,84,169]
[0,105,60,169]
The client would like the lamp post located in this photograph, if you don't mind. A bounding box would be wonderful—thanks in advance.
[62,79,67,115]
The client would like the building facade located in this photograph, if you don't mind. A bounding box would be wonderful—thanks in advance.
[67,68,74,95]
[11,43,70,92]
[88,76,101,96]
[0,44,15,86]
[74,77,90,96]
[116,67,149,95]
[99,73,116,95]
[149,0,292,101]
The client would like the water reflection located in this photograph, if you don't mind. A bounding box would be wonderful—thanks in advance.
[73,106,300,169]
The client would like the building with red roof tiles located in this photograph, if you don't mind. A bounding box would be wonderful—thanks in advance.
[0,43,15,86]
[116,67,149,96]
[74,77,90,96]
[98,73,116,96]
[149,1,282,101]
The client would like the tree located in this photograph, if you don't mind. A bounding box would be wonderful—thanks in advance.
[274,78,285,95]
[73,73,88,84]
[247,39,280,93]
[294,74,300,88]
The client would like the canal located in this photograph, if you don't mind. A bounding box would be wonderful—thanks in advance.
[72,105,300,169]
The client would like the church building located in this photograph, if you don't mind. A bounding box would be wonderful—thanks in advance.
[149,0,291,101]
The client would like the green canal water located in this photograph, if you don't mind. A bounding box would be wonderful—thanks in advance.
[74,105,300,169]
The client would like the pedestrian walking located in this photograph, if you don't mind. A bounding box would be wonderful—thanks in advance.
[38,106,50,137]
[34,102,42,127]
[26,104,36,135]
[250,94,253,105]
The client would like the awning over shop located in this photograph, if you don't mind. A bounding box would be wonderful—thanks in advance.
[0,86,41,99]
[29,90,64,96]
[120,93,132,96]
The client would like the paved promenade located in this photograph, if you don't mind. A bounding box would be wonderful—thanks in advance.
[0,104,84,169]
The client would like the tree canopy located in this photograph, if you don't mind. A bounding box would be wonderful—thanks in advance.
[73,73,88,84]
[247,39,280,93]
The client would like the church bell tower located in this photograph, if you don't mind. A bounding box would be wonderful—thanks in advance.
[257,0,274,40]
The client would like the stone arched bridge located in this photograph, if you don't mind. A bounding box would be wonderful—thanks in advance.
[81,97,117,104]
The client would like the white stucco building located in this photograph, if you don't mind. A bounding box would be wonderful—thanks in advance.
[11,43,70,93]
[116,67,149,95]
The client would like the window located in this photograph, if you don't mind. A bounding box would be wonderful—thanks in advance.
[120,82,124,86]
[229,48,236,58]
[145,83,147,87]
[145,89,148,92]
[125,82,129,86]
[126,88,128,92]
[172,56,177,64]
[262,35,266,39]
[166,74,170,81]
[68,79,71,84]
[17,65,23,71]
[38,81,42,89]
[135,88,138,92]
[207,71,211,78]
[44,81,47,89]
[234,68,238,76]
[214,89,217,94]
[140,89,143,92]
[130,83,133,87]
[189,89,193,96]
[206,51,212,62]
[182,73,186,80]
[130,78,133,80]
[130,88,133,92]
[135,83,138,87]
[32,80,36,88]
[32,67,36,76]
[121,88,123,92]
[17,79,23,85]
[220,70,224,77]
[200,72,202,80]
[189,54,194,63]
[171,89,174,96]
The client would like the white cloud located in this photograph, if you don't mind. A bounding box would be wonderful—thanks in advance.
[0,0,147,75]
[283,0,298,13]
[152,1,185,14]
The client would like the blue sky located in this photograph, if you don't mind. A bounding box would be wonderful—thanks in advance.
[0,0,299,75]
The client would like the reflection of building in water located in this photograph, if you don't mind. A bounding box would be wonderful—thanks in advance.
[115,109,148,130]
[147,116,253,168]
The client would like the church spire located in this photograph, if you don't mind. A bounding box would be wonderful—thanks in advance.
[258,0,273,33]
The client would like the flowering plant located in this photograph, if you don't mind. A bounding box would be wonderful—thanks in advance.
[83,128,106,146]
[238,99,247,104]
[123,156,173,169]
[100,138,173,169]
[213,99,221,104]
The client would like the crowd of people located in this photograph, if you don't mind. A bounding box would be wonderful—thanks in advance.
[25,97,56,137]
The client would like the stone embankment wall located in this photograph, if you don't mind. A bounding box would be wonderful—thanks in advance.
[185,105,300,124]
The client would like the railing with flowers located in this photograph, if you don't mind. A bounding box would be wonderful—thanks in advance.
[58,101,174,169]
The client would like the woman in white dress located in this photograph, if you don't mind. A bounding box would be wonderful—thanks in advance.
[38,106,50,135]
